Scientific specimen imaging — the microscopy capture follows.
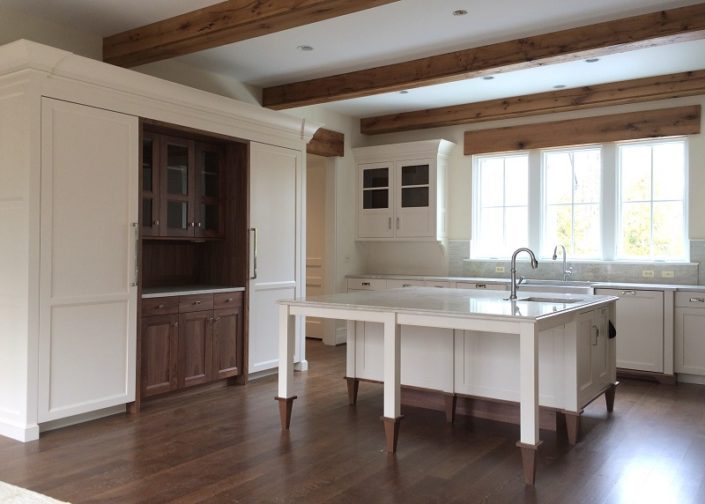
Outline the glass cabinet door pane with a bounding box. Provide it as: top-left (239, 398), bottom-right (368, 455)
top-left (363, 189), bottom-right (389, 209)
top-left (166, 144), bottom-right (189, 195)
top-left (167, 201), bottom-right (189, 230)
top-left (401, 164), bottom-right (429, 186)
top-left (143, 198), bottom-right (153, 226)
top-left (201, 151), bottom-right (220, 198)
top-left (201, 203), bottom-right (219, 232)
top-left (363, 168), bottom-right (389, 188)
top-left (401, 187), bottom-right (429, 207)
top-left (142, 138), bottom-right (154, 192)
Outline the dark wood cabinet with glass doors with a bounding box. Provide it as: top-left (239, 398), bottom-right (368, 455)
top-left (141, 132), bottom-right (225, 239)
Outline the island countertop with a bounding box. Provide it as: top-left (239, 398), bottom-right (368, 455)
top-left (282, 286), bottom-right (618, 322)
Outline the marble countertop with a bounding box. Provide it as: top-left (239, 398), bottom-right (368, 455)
top-left (142, 285), bottom-right (245, 298)
top-left (346, 274), bottom-right (705, 292)
top-left (283, 287), bottom-right (617, 321)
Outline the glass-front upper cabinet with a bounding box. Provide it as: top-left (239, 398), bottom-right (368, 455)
top-left (358, 163), bottom-right (394, 238)
top-left (162, 137), bottom-right (195, 238)
top-left (141, 133), bottom-right (160, 237)
top-left (196, 143), bottom-right (225, 238)
top-left (399, 163), bottom-right (430, 208)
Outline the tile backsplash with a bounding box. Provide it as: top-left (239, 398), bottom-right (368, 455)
top-left (447, 240), bottom-right (702, 285)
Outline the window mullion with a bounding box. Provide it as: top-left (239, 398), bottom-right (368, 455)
top-left (602, 143), bottom-right (616, 261)
top-left (528, 150), bottom-right (541, 251)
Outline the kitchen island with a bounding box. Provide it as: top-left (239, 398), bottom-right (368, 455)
top-left (276, 287), bottom-right (618, 484)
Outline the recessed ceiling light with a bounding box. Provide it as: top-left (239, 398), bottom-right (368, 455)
top-left (297, 45), bottom-right (314, 52)
top-left (399, 90), bottom-right (409, 94)
top-left (553, 84), bottom-right (566, 89)
top-left (585, 58), bottom-right (600, 63)
top-left (483, 76), bottom-right (495, 80)
top-left (452, 9), bottom-right (468, 16)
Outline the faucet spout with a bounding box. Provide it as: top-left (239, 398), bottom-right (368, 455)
top-left (509, 247), bottom-right (539, 300)
top-left (552, 244), bottom-right (573, 282)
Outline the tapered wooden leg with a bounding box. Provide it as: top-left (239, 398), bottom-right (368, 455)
top-left (564, 412), bottom-right (581, 445)
top-left (381, 416), bottom-right (403, 453)
top-left (516, 441), bottom-right (542, 485)
top-left (346, 377), bottom-right (359, 406)
top-left (605, 386), bottom-right (616, 413)
top-left (444, 394), bottom-right (457, 423)
top-left (275, 396), bottom-right (297, 430)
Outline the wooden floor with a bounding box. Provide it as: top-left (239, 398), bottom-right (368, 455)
top-left (2, 341), bottom-right (705, 503)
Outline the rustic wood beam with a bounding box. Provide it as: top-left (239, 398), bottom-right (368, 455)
top-left (463, 105), bottom-right (701, 155)
top-left (263, 3), bottom-right (705, 110)
top-left (361, 70), bottom-right (705, 134)
top-left (307, 128), bottom-right (344, 157)
top-left (103, 0), bottom-right (401, 68)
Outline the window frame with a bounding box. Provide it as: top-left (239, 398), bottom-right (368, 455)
top-left (470, 137), bottom-right (689, 262)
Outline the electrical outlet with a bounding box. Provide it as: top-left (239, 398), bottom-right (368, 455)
top-left (642, 270), bottom-right (655, 278)
top-left (661, 270), bottom-right (674, 278)
top-left (495, 266), bottom-right (505, 273)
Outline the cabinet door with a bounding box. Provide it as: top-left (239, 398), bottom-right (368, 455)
top-left (248, 143), bottom-right (301, 373)
top-left (195, 143), bottom-right (225, 238)
top-left (141, 314), bottom-right (179, 397)
top-left (212, 306), bottom-right (242, 380)
top-left (358, 163), bottom-right (394, 238)
top-left (161, 136), bottom-right (195, 237)
top-left (675, 305), bottom-right (705, 375)
top-left (595, 289), bottom-right (663, 372)
top-left (39, 99), bottom-right (138, 422)
top-left (395, 159), bottom-right (435, 238)
top-left (179, 311), bottom-right (213, 388)
top-left (141, 133), bottom-right (161, 237)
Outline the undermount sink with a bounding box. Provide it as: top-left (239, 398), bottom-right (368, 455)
top-left (517, 296), bottom-right (584, 304)
top-left (519, 279), bottom-right (593, 295)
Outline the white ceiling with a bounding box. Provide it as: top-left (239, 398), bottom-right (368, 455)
top-left (5, 0), bottom-right (705, 118)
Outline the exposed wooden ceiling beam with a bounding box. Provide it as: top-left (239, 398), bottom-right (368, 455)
top-left (360, 70), bottom-right (705, 135)
top-left (262, 3), bottom-right (705, 110)
top-left (103, 0), bottom-right (401, 68)
top-left (464, 105), bottom-right (701, 155)
top-left (307, 128), bottom-right (344, 157)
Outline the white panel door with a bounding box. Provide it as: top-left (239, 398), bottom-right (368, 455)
top-left (249, 142), bottom-right (300, 373)
top-left (39, 98), bottom-right (138, 422)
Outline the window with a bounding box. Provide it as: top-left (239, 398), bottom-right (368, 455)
top-left (471, 138), bottom-right (688, 261)
top-left (542, 148), bottom-right (601, 259)
top-left (472, 154), bottom-right (529, 258)
top-left (618, 140), bottom-right (687, 260)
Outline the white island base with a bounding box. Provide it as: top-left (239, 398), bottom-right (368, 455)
top-left (277, 288), bottom-right (618, 485)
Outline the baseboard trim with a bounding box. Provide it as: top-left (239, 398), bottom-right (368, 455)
top-left (0, 419), bottom-right (39, 443)
top-left (39, 404), bottom-right (126, 434)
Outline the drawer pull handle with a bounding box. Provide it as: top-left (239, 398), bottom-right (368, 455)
top-left (157, 304), bottom-right (165, 309)
top-left (225, 298), bottom-right (233, 303)
top-left (173, 322), bottom-right (178, 328)
top-left (690, 297), bottom-right (705, 303)
top-left (193, 300), bottom-right (201, 305)
top-left (477, 284), bottom-right (486, 289)
top-left (402, 283), bottom-right (412, 287)
top-left (361, 282), bottom-right (371, 286)
top-left (620, 290), bottom-right (637, 296)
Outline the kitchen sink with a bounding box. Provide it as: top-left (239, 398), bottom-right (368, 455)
top-left (519, 279), bottom-right (593, 295)
top-left (518, 296), bottom-right (583, 304)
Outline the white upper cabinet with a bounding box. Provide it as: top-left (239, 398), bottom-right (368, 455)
top-left (354, 140), bottom-right (455, 241)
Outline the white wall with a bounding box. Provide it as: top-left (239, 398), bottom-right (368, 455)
top-left (0, 7), bottom-right (101, 58)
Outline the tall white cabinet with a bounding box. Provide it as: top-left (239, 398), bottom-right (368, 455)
top-left (248, 143), bottom-right (304, 374)
top-left (353, 140), bottom-right (454, 241)
top-left (0, 40), bottom-right (314, 442)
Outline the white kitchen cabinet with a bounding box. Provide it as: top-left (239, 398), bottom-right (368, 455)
top-left (37, 99), bottom-right (138, 422)
top-left (248, 143), bottom-right (303, 374)
top-left (595, 288), bottom-right (664, 373)
top-left (675, 292), bottom-right (705, 376)
top-left (354, 140), bottom-right (455, 241)
top-left (0, 40), bottom-right (315, 442)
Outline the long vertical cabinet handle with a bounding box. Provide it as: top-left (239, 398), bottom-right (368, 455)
top-left (388, 217), bottom-right (391, 230)
top-left (396, 217), bottom-right (400, 230)
top-left (131, 222), bottom-right (139, 287)
top-left (250, 227), bottom-right (258, 280)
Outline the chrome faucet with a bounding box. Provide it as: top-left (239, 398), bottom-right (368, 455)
top-left (509, 247), bottom-right (539, 300)
top-left (552, 244), bottom-right (573, 282)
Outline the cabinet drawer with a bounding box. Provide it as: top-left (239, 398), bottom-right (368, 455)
top-left (142, 297), bottom-right (179, 316)
top-left (347, 278), bottom-right (387, 291)
top-left (214, 291), bottom-right (243, 309)
top-left (179, 294), bottom-right (214, 313)
top-left (676, 291), bottom-right (705, 308)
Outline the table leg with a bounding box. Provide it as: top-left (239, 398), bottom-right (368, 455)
top-left (346, 378), bottom-right (360, 405)
top-left (605, 382), bottom-right (618, 413)
top-left (382, 313), bottom-right (402, 453)
top-left (518, 322), bottom-right (541, 484)
top-left (275, 304), bottom-right (297, 430)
